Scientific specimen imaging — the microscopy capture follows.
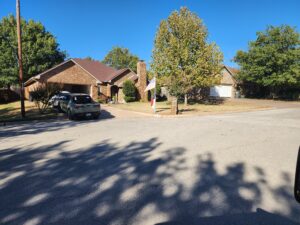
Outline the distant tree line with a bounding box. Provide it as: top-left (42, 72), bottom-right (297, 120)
top-left (0, 15), bottom-right (66, 88)
top-left (102, 46), bottom-right (139, 73)
top-left (234, 25), bottom-right (300, 100)
top-left (1, 11), bottom-right (299, 103)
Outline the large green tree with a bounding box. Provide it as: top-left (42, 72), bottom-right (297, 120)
top-left (102, 46), bottom-right (139, 72)
top-left (151, 7), bottom-right (223, 106)
top-left (234, 25), bottom-right (300, 98)
top-left (0, 15), bottom-right (66, 88)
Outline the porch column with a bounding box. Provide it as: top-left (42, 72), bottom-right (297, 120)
top-left (90, 85), bottom-right (98, 100)
top-left (107, 84), bottom-right (111, 98)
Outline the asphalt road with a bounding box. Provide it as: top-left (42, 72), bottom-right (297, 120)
top-left (1, 107), bottom-right (300, 225)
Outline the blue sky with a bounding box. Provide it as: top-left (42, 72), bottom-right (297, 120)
top-left (1, 0), bottom-right (299, 68)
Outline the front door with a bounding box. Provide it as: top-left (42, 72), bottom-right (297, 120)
top-left (111, 85), bottom-right (119, 102)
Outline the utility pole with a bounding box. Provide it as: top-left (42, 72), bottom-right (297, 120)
top-left (153, 75), bottom-right (156, 114)
top-left (16, 0), bottom-right (25, 118)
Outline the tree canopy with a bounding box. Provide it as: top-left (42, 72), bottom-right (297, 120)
top-left (102, 46), bottom-right (139, 72)
top-left (151, 7), bottom-right (223, 101)
top-left (0, 15), bottom-right (66, 87)
top-left (234, 25), bottom-right (300, 96)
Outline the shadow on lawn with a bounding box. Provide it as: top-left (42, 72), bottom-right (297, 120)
top-left (0, 109), bottom-right (114, 138)
top-left (0, 107), bottom-right (12, 115)
top-left (178, 108), bottom-right (196, 113)
top-left (0, 104), bottom-right (40, 122)
top-left (156, 107), bottom-right (171, 113)
top-left (0, 138), bottom-right (299, 225)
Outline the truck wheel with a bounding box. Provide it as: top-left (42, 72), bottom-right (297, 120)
top-left (93, 114), bottom-right (100, 120)
top-left (57, 103), bottom-right (63, 112)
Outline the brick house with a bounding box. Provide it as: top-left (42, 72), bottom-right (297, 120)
top-left (24, 58), bottom-right (148, 103)
top-left (161, 65), bottom-right (239, 100)
top-left (209, 65), bottom-right (239, 98)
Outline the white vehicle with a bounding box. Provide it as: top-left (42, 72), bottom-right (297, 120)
top-left (60, 93), bottom-right (101, 120)
top-left (49, 91), bottom-right (70, 109)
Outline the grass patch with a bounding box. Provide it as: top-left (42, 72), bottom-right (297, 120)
top-left (0, 101), bottom-right (61, 122)
top-left (110, 99), bottom-right (272, 115)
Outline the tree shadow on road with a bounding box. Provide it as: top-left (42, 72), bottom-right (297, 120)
top-left (157, 208), bottom-right (298, 225)
top-left (0, 109), bottom-right (115, 139)
top-left (0, 138), bottom-right (299, 224)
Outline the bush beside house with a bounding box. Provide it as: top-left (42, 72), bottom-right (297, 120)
top-left (30, 83), bottom-right (62, 113)
top-left (0, 88), bottom-right (20, 103)
top-left (123, 80), bottom-right (137, 102)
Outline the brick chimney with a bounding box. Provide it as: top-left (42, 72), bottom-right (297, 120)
top-left (137, 60), bottom-right (148, 102)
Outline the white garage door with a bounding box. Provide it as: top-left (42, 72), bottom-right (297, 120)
top-left (210, 85), bottom-right (232, 98)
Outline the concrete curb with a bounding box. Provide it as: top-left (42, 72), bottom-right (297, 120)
top-left (106, 105), bottom-right (276, 119)
top-left (0, 115), bottom-right (68, 127)
top-left (103, 105), bottom-right (154, 117)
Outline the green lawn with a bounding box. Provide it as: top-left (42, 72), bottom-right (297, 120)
top-left (110, 99), bottom-right (272, 115)
top-left (0, 101), bottom-right (60, 122)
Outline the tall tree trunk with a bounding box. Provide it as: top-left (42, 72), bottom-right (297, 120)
top-left (171, 96), bottom-right (178, 115)
top-left (184, 94), bottom-right (188, 106)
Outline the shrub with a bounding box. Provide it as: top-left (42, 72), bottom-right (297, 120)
top-left (123, 80), bottom-right (136, 102)
top-left (30, 83), bottom-right (62, 113)
top-left (97, 99), bottom-right (106, 104)
top-left (0, 88), bottom-right (19, 103)
top-left (124, 96), bottom-right (136, 102)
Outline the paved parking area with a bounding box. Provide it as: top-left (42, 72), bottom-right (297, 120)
top-left (0, 107), bottom-right (300, 225)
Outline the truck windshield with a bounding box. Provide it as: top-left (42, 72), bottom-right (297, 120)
top-left (73, 95), bottom-right (92, 104)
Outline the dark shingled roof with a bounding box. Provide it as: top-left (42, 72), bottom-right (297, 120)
top-left (73, 58), bottom-right (118, 82)
top-left (25, 58), bottom-right (133, 86)
top-left (108, 68), bottom-right (131, 82)
top-left (224, 65), bottom-right (239, 76)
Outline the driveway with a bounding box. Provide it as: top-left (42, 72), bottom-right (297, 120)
top-left (0, 108), bottom-right (300, 225)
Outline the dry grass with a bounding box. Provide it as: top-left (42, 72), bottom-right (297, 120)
top-left (0, 101), bottom-right (60, 122)
top-left (109, 101), bottom-right (170, 114)
top-left (110, 99), bottom-right (274, 116)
